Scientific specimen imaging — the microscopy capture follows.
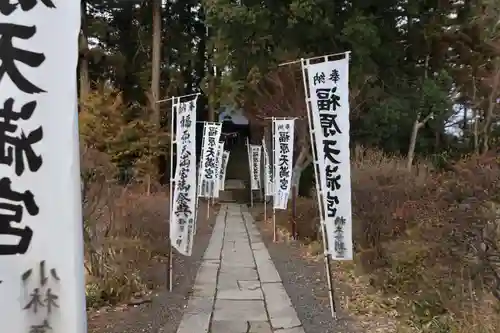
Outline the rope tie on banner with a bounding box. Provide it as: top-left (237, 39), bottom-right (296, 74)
top-left (278, 51), bottom-right (351, 67)
top-left (157, 92), bottom-right (200, 104)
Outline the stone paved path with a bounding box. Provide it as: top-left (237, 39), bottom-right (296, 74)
top-left (176, 203), bottom-right (305, 333)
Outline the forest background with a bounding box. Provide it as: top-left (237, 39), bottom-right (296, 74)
top-left (80, 1), bottom-right (500, 332)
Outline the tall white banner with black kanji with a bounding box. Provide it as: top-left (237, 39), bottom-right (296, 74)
top-left (249, 145), bottom-right (261, 190)
top-left (262, 137), bottom-right (273, 196)
top-left (195, 159), bottom-right (202, 220)
top-left (199, 123), bottom-right (221, 198)
top-left (0, 3), bottom-right (86, 332)
top-left (213, 141), bottom-right (224, 198)
top-left (305, 57), bottom-right (352, 260)
top-left (273, 120), bottom-right (295, 209)
top-left (219, 151), bottom-right (230, 191)
top-left (171, 98), bottom-right (198, 256)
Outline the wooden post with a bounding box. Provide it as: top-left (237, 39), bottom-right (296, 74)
top-left (291, 185), bottom-right (297, 240)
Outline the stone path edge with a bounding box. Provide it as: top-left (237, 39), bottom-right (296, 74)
top-left (241, 206), bottom-right (305, 333)
top-left (169, 206), bottom-right (227, 333)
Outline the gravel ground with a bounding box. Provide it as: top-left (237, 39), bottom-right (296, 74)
top-left (87, 202), bottom-right (217, 333)
top-left (254, 213), bottom-right (362, 333)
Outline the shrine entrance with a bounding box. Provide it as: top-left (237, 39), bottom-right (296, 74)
top-left (218, 106), bottom-right (250, 151)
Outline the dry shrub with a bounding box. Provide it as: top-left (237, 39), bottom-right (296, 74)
top-left (351, 146), bottom-right (436, 268)
top-left (293, 197), bottom-right (321, 241)
top-left (356, 149), bottom-right (500, 332)
top-left (82, 147), bottom-right (168, 308)
top-left (282, 146), bottom-right (500, 332)
top-left (79, 88), bottom-right (167, 183)
top-left (80, 89), bottom-right (168, 308)
top-left (261, 197), bottom-right (321, 243)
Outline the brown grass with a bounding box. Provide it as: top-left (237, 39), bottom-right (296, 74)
top-left (82, 147), bottom-right (169, 308)
top-left (266, 146), bottom-right (500, 333)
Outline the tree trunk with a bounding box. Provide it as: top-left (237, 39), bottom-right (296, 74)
top-left (206, 22), bottom-right (218, 122)
top-left (151, 0), bottom-right (161, 126)
top-left (151, 0), bottom-right (162, 185)
top-left (407, 118), bottom-right (420, 171)
top-left (473, 108), bottom-right (479, 154)
top-left (290, 145), bottom-right (312, 240)
top-left (79, 0), bottom-right (90, 102)
top-left (208, 72), bottom-right (216, 122)
top-left (434, 130), bottom-right (440, 152)
top-left (291, 145), bottom-right (312, 194)
top-left (194, 13), bottom-right (206, 89)
top-left (407, 55), bottom-right (430, 171)
top-left (481, 59), bottom-right (500, 154)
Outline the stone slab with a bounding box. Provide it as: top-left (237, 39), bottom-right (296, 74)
top-left (204, 224), bottom-right (225, 260)
top-left (225, 180), bottom-right (246, 189)
top-left (213, 300), bottom-right (267, 321)
top-left (194, 262), bottom-right (219, 284)
top-left (219, 267), bottom-right (259, 280)
top-left (192, 284), bottom-right (217, 297)
top-left (254, 262), bottom-right (281, 283)
top-left (176, 312), bottom-right (211, 333)
top-left (274, 327), bottom-right (306, 333)
top-left (210, 320), bottom-right (247, 333)
top-left (216, 288), bottom-right (263, 300)
top-left (210, 320), bottom-right (272, 333)
top-left (183, 296), bottom-right (214, 315)
top-left (251, 242), bottom-right (266, 250)
top-left (217, 280), bottom-right (263, 300)
top-left (238, 280), bottom-right (261, 290)
top-left (261, 283), bottom-right (301, 329)
top-left (220, 260), bottom-right (255, 268)
top-left (176, 297), bottom-right (214, 333)
top-left (216, 274), bottom-right (240, 290)
top-left (248, 321), bottom-right (273, 333)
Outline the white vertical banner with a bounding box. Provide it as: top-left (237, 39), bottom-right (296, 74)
top-left (273, 120), bottom-right (295, 209)
top-left (262, 137), bottom-right (273, 196)
top-left (305, 56), bottom-right (352, 260)
top-left (219, 151), bottom-right (230, 191)
top-left (195, 158), bottom-right (202, 222)
top-left (199, 123), bottom-right (222, 198)
top-left (249, 145), bottom-right (261, 190)
top-left (213, 141), bottom-right (224, 198)
top-left (171, 97), bottom-right (198, 256)
top-left (0, 3), bottom-right (86, 333)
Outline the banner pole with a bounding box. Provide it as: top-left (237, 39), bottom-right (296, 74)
top-left (291, 184), bottom-right (297, 240)
top-left (263, 135), bottom-right (267, 224)
top-left (195, 124), bottom-right (206, 227)
top-left (167, 97), bottom-right (178, 292)
top-left (206, 199), bottom-right (210, 222)
top-left (168, 246), bottom-right (173, 291)
top-left (300, 57), bottom-right (337, 319)
top-left (271, 117), bottom-right (277, 242)
top-left (264, 194), bottom-right (267, 224)
top-left (247, 137), bottom-right (254, 207)
top-left (259, 148), bottom-right (266, 201)
top-left (198, 123), bottom-right (209, 223)
top-left (273, 207), bottom-right (276, 242)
